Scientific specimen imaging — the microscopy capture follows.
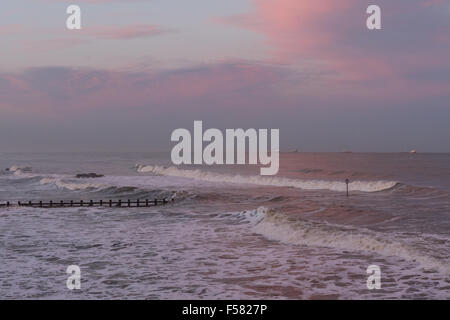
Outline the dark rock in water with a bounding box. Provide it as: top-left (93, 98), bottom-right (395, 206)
top-left (75, 173), bottom-right (104, 179)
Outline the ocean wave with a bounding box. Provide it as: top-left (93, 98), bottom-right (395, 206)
top-left (4, 170), bottom-right (104, 191)
top-left (232, 207), bottom-right (267, 225)
top-left (4, 167), bottom-right (191, 202)
top-left (8, 165), bottom-right (32, 173)
top-left (37, 175), bottom-right (187, 201)
top-left (136, 164), bottom-right (398, 192)
top-left (392, 183), bottom-right (450, 199)
top-left (252, 207), bottom-right (450, 275)
top-left (39, 177), bottom-right (106, 191)
top-left (9, 168), bottom-right (34, 178)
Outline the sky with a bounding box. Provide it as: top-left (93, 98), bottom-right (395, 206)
top-left (1, 0), bottom-right (449, 152)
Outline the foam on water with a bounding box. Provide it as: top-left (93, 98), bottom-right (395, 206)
top-left (230, 207), bottom-right (267, 225)
top-left (8, 165), bottom-right (32, 173)
top-left (136, 164), bottom-right (398, 192)
top-left (251, 207), bottom-right (450, 275)
top-left (2, 154), bottom-right (449, 299)
top-left (39, 177), bottom-right (107, 191)
top-left (8, 173), bottom-right (191, 202)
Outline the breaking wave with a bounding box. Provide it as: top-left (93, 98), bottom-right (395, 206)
top-left (3, 168), bottom-right (193, 202)
top-left (39, 177), bottom-right (106, 191)
top-left (251, 207), bottom-right (450, 275)
top-left (8, 165), bottom-right (32, 173)
top-left (136, 164), bottom-right (398, 192)
top-left (231, 207), bottom-right (267, 225)
top-left (37, 175), bottom-right (187, 201)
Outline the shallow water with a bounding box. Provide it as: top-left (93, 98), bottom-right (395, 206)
top-left (0, 152), bottom-right (449, 299)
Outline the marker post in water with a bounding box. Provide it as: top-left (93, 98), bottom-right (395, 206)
top-left (345, 179), bottom-right (350, 197)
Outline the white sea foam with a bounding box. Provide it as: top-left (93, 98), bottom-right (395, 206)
top-left (9, 165), bottom-right (32, 173)
top-left (8, 169), bottom-right (108, 191)
top-left (39, 177), bottom-right (106, 191)
top-left (9, 166), bottom-right (34, 178)
top-left (251, 208), bottom-right (450, 275)
top-left (136, 164), bottom-right (397, 192)
top-left (232, 207), bottom-right (267, 225)
top-left (8, 168), bottom-right (190, 196)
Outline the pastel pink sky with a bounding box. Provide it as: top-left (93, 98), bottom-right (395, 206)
top-left (1, 0), bottom-right (450, 151)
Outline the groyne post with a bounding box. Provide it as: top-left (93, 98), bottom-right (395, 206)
top-left (345, 178), bottom-right (350, 197)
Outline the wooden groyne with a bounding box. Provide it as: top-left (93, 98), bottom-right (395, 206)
top-left (0, 198), bottom-right (173, 208)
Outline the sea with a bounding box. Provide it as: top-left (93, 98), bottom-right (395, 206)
top-left (0, 152), bottom-right (449, 299)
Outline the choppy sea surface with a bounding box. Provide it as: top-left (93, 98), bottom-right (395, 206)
top-left (0, 152), bottom-right (449, 299)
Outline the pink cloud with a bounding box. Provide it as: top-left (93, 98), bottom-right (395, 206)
top-left (0, 24), bottom-right (28, 35)
top-left (0, 63), bottom-right (286, 115)
top-left (82, 24), bottom-right (170, 40)
top-left (220, 0), bottom-right (450, 99)
top-left (421, 0), bottom-right (448, 6)
top-left (49, 0), bottom-right (145, 3)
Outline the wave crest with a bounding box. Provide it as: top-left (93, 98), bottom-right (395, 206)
top-left (252, 208), bottom-right (450, 275)
top-left (8, 165), bottom-right (32, 173)
top-left (39, 177), bottom-right (106, 191)
top-left (136, 164), bottom-right (397, 192)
